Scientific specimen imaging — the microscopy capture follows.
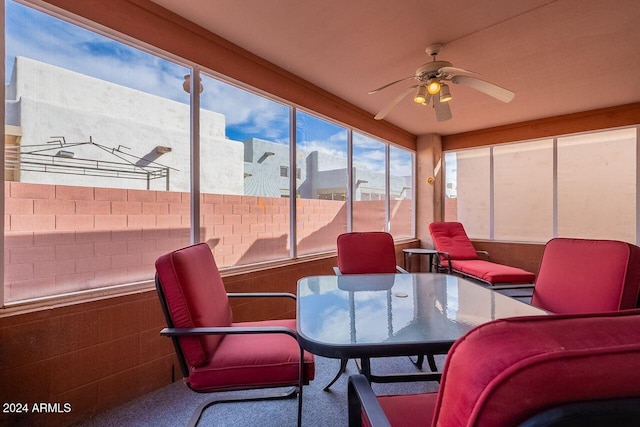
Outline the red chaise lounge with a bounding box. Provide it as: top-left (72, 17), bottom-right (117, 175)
top-left (428, 221), bottom-right (536, 285)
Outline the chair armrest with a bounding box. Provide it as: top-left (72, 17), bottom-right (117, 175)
top-left (435, 251), bottom-right (453, 274)
top-left (348, 374), bottom-right (391, 427)
top-left (227, 292), bottom-right (296, 300)
top-left (476, 250), bottom-right (490, 261)
top-left (161, 325), bottom-right (298, 340)
top-left (333, 266), bottom-right (343, 275)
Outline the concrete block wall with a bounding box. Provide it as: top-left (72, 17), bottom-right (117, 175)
top-left (4, 182), bottom-right (411, 303)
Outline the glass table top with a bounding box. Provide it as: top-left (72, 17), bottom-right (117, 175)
top-left (296, 273), bottom-right (547, 358)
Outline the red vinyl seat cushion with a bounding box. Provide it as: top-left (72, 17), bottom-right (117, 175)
top-left (368, 392), bottom-right (438, 427)
top-left (189, 318), bottom-right (315, 391)
top-left (451, 259), bottom-right (536, 284)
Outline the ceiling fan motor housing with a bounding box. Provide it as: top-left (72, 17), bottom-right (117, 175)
top-left (415, 61), bottom-right (452, 80)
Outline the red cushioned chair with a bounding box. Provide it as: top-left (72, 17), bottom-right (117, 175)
top-left (428, 221), bottom-right (536, 285)
top-left (494, 237), bottom-right (640, 309)
top-left (155, 243), bottom-right (315, 427)
top-left (530, 237), bottom-right (640, 312)
top-left (348, 310), bottom-right (640, 427)
top-left (327, 232), bottom-right (435, 390)
top-left (334, 231), bottom-right (408, 275)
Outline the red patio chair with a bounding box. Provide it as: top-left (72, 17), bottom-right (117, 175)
top-left (155, 243), bottom-right (315, 427)
top-left (530, 237), bottom-right (640, 312)
top-left (334, 231), bottom-right (408, 275)
top-left (348, 309), bottom-right (640, 426)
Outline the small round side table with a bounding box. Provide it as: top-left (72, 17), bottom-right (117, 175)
top-left (403, 248), bottom-right (439, 272)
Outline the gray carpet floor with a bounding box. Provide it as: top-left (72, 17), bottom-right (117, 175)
top-left (80, 355), bottom-right (444, 426)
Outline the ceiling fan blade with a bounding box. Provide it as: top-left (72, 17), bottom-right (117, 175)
top-left (368, 76), bottom-right (417, 94)
top-left (433, 92), bottom-right (452, 122)
top-left (451, 75), bottom-right (515, 103)
top-left (438, 66), bottom-right (480, 78)
top-left (374, 85), bottom-right (418, 120)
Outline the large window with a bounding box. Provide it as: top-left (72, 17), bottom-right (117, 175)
top-left (4, 1), bottom-right (191, 303)
top-left (198, 72), bottom-right (292, 267)
top-left (3, 1), bottom-right (415, 305)
top-left (557, 128), bottom-right (636, 242)
top-left (389, 145), bottom-right (414, 239)
top-left (295, 111), bottom-right (348, 255)
top-left (493, 140), bottom-right (553, 242)
top-left (352, 132), bottom-right (387, 231)
top-left (445, 127), bottom-right (638, 244)
top-left (444, 148), bottom-right (490, 239)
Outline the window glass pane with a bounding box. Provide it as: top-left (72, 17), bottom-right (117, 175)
top-left (444, 148), bottom-right (490, 239)
top-left (352, 133), bottom-right (387, 231)
top-left (558, 128), bottom-right (636, 242)
top-left (295, 111), bottom-right (347, 255)
top-left (443, 152), bottom-right (458, 221)
top-left (198, 73), bottom-right (291, 267)
top-left (4, 1), bottom-right (191, 303)
top-left (494, 140), bottom-right (553, 242)
top-left (389, 146), bottom-right (413, 239)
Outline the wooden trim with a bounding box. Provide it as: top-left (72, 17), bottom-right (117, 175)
top-left (442, 102), bottom-right (640, 150)
top-left (38, 0), bottom-right (416, 150)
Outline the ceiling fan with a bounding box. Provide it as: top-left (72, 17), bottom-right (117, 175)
top-left (369, 43), bottom-right (515, 122)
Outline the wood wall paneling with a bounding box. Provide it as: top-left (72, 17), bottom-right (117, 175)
top-left (443, 103), bottom-right (640, 150)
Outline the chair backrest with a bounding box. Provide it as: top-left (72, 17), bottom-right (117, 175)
top-left (336, 232), bottom-right (397, 274)
top-left (428, 222), bottom-right (479, 260)
top-left (532, 238), bottom-right (640, 313)
top-left (433, 310), bottom-right (640, 427)
top-left (155, 243), bottom-right (232, 370)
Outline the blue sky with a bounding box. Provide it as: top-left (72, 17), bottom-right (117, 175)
top-left (5, 0), bottom-right (411, 176)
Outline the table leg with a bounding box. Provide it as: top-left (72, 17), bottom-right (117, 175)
top-left (359, 357), bottom-right (372, 381)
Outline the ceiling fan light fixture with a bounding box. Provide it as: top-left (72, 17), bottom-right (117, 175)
top-left (426, 78), bottom-right (441, 95)
top-left (413, 85), bottom-right (427, 104)
top-left (440, 84), bottom-right (452, 102)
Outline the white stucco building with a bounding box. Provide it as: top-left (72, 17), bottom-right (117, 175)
top-left (5, 57), bottom-right (407, 199)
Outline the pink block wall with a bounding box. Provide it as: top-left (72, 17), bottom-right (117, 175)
top-left (4, 182), bottom-right (412, 303)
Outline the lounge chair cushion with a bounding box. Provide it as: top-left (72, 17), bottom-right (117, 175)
top-left (428, 222), bottom-right (479, 260)
top-left (451, 259), bottom-right (536, 284)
